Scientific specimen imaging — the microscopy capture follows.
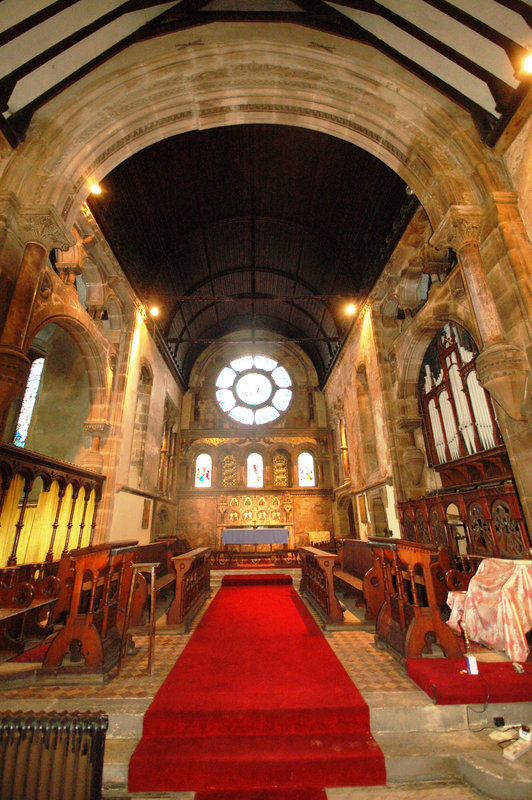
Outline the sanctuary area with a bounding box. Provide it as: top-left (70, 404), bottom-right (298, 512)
top-left (0, 2), bottom-right (532, 799)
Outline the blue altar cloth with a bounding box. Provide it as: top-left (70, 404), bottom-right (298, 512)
top-left (222, 528), bottom-right (289, 545)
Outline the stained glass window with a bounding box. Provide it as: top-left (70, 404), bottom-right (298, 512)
top-left (247, 453), bottom-right (263, 488)
top-left (215, 355), bottom-right (292, 425)
top-left (195, 453), bottom-right (212, 487)
top-left (13, 357), bottom-right (45, 448)
top-left (298, 452), bottom-right (316, 487)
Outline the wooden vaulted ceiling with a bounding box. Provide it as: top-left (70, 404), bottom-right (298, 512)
top-left (1, 1), bottom-right (530, 385)
top-left (88, 124), bottom-right (415, 384)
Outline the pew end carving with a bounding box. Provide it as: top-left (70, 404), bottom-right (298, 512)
top-left (42, 541), bottom-right (137, 677)
top-left (167, 547), bottom-right (211, 632)
top-left (369, 538), bottom-right (463, 665)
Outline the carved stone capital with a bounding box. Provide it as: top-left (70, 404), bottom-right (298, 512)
top-left (21, 206), bottom-right (74, 251)
top-left (475, 342), bottom-right (528, 421)
top-left (83, 420), bottom-right (110, 436)
top-left (397, 416), bottom-right (422, 434)
top-left (0, 345), bottom-right (31, 418)
top-left (430, 205), bottom-right (482, 252)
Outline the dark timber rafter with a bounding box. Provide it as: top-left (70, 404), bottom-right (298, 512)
top-left (0, 0), bottom-right (528, 146)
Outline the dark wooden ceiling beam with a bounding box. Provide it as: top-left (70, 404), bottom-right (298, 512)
top-left (419, 0), bottom-right (530, 65)
top-left (334, 0), bottom-right (515, 112)
top-left (494, 0), bottom-right (532, 24)
top-left (0, 0), bottom-right (80, 47)
top-left (0, 2), bottom-right (181, 123)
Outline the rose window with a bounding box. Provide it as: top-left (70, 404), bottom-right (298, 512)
top-left (215, 355), bottom-right (292, 425)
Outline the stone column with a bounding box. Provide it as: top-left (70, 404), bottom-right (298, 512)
top-left (0, 204), bottom-right (73, 426)
top-left (430, 205), bottom-right (528, 421)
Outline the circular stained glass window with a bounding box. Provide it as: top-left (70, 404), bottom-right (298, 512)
top-left (215, 355), bottom-right (292, 425)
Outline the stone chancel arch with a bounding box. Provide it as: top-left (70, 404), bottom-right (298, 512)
top-left (0, 25), bottom-right (514, 232)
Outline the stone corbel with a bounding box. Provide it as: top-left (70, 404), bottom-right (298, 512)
top-left (475, 342), bottom-right (529, 422)
top-left (397, 256), bottom-right (424, 312)
top-left (397, 414), bottom-right (425, 486)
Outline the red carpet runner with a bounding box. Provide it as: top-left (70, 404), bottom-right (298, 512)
top-left (128, 574), bottom-right (385, 793)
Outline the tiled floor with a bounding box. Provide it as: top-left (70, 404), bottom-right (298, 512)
top-left (0, 570), bottom-right (416, 701)
top-left (0, 570), bottom-right (515, 799)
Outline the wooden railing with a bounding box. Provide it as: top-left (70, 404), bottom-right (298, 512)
top-left (167, 547), bottom-right (211, 631)
top-left (398, 482), bottom-right (530, 559)
top-left (0, 443), bottom-right (105, 567)
top-left (298, 546), bottom-right (343, 625)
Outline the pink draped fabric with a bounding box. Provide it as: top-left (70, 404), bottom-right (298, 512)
top-left (448, 559), bottom-right (532, 662)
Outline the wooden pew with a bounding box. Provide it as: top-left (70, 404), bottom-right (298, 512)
top-left (42, 541), bottom-right (137, 675)
top-left (128, 538), bottom-right (181, 627)
top-left (298, 546), bottom-right (344, 625)
top-left (167, 547), bottom-right (211, 631)
top-left (0, 580), bottom-right (58, 657)
top-left (369, 538), bottom-right (463, 664)
top-left (333, 539), bottom-right (374, 613)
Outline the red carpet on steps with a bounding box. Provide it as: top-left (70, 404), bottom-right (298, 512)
top-left (128, 573), bottom-right (385, 793)
top-left (407, 657), bottom-right (532, 704)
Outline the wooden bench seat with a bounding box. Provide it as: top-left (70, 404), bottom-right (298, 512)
top-left (129, 538), bottom-right (182, 627)
top-left (0, 583), bottom-right (57, 656)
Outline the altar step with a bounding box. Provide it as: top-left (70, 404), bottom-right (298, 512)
top-left (100, 696), bottom-right (532, 800)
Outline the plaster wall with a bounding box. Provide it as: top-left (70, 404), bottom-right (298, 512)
top-left (109, 313), bottom-right (182, 542)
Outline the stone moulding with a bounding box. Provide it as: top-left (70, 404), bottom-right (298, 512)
top-left (475, 342), bottom-right (529, 422)
top-left (0, 344), bottom-right (31, 419)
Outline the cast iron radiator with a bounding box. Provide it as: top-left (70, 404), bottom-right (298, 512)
top-left (0, 711), bottom-right (108, 800)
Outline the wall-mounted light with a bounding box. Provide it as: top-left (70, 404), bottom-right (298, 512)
top-left (90, 183), bottom-right (102, 195)
top-left (149, 306), bottom-right (160, 317)
top-left (345, 303), bottom-right (356, 316)
top-left (515, 47), bottom-right (532, 80)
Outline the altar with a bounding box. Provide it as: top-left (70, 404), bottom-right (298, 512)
top-left (222, 528), bottom-right (290, 547)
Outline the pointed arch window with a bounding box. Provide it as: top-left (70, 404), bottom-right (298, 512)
top-left (298, 452), bottom-right (316, 487)
top-left (247, 453), bottom-right (263, 488)
top-left (13, 357), bottom-right (45, 448)
top-left (195, 453), bottom-right (212, 487)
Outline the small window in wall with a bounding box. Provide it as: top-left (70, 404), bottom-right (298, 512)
top-left (195, 453), bottom-right (212, 487)
top-left (247, 453), bottom-right (263, 488)
top-left (298, 452), bottom-right (315, 487)
top-left (13, 357), bottom-right (45, 447)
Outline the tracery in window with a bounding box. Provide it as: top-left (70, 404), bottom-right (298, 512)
top-left (215, 355), bottom-right (292, 425)
top-left (247, 453), bottom-right (263, 488)
top-left (298, 452), bottom-right (315, 487)
top-left (13, 358), bottom-right (45, 448)
top-left (195, 453), bottom-right (212, 487)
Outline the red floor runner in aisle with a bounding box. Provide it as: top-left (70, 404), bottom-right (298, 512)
top-left (407, 657), bottom-right (532, 704)
top-left (128, 573), bottom-right (385, 793)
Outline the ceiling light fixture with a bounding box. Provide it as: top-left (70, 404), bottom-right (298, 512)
top-left (523, 50), bottom-right (532, 74)
top-left (149, 306), bottom-right (160, 317)
top-left (345, 303), bottom-right (356, 315)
